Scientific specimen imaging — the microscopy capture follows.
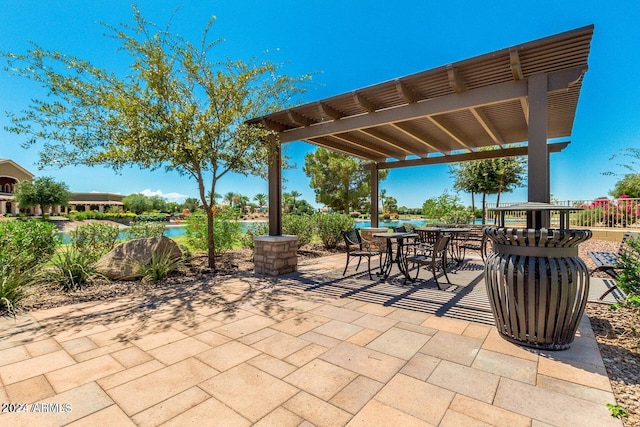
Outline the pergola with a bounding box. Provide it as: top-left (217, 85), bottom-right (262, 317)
top-left (250, 25), bottom-right (594, 234)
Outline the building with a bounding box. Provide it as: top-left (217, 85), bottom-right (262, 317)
top-left (0, 159), bottom-right (124, 215)
top-left (0, 159), bottom-right (33, 215)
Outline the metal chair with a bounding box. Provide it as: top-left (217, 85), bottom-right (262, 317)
top-left (392, 225), bottom-right (419, 255)
top-left (342, 229), bottom-right (382, 280)
top-left (406, 235), bottom-right (451, 289)
top-left (460, 227), bottom-right (489, 262)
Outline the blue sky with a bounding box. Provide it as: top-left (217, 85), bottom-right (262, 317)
top-left (1, 0), bottom-right (639, 208)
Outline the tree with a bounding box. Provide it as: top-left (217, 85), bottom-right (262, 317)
top-left (604, 148), bottom-right (640, 198)
top-left (122, 193), bottom-right (168, 213)
top-left (421, 191), bottom-right (473, 224)
top-left (182, 197), bottom-right (200, 212)
top-left (254, 193), bottom-right (267, 208)
top-left (4, 6), bottom-right (308, 269)
top-left (610, 174), bottom-right (640, 198)
top-left (303, 148), bottom-right (388, 213)
top-left (450, 154), bottom-right (526, 223)
top-left (289, 190), bottom-right (302, 214)
top-left (122, 193), bottom-right (149, 214)
top-left (382, 195), bottom-right (398, 214)
top-left (14, 176), bottom-right (70, 217)
top-left (223, 192), bottom-right (237, 208)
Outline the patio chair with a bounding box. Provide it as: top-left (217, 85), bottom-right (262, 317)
top-left (392, 225), bottom-right (419, 255)
top-left (342, 229), bottom-right (382, 280)
top-left (415, 228), bottom-right (441, 254)
top-left (459, 226), bottom-right (489, 262)
top-left (406, 235), bottom-right (451, 289)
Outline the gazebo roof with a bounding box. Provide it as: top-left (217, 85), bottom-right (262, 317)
top-left (250, 25), bottom-right (593, 168)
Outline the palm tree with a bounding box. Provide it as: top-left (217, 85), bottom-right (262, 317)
top-left (380, 189), bottom-right (387, 213)
top-left (254, 193), bottom-right (267, 208)
top-left (236, 194), bottom-right (250, 212)
top-left (223, 191), bottom-right (236, 207)
top-left (282, 192), bottom-right (293, 213)
top-left (289, 190), bottom-right (302, 214)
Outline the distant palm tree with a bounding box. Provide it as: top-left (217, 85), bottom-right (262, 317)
top-left (380, 189), bottom-right (387, 213)
top-left (254, 193), bottom-right (267, 207)
top-left (223, 191), bottom-right (236, 207)
top-left (282, 192), bottom-right (293, 213)
top-left (289, 190), bottom-right (302, 214)
top-left (236, 194), bottom-right (250, 212)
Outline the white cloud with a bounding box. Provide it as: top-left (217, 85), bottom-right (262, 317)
top-left (139, 188), bottom-right (189, 203)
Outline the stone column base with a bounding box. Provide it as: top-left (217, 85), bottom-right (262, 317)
top-left (360, 227), bottom-right (388, 251)
top-left (254, 235), bottom-right (298, 276)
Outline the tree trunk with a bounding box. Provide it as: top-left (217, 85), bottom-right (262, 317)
top-left (206, 208), bottom-right (216, 270)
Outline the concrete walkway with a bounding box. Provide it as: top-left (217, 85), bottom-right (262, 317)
top-left (0, 254), bottom-right (623, 426)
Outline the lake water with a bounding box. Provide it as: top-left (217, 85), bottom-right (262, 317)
top-left (61, 218), bottom-right (500, 243)
top-left (355, 219), bottom-right (428, 228)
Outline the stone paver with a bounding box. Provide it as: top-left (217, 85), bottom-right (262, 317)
top-left (284, 359), bottom-right (357, 400)
top-left (0, 254), bottom-right (624, 426)
top-left (200, 364), bottom-right (298, 423)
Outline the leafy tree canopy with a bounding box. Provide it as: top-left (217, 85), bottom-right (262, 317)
top-left (182, 197), bottom-right (200, 212)
top-left (421, 191), bottom-right (473, 224)
top-left (610, 173), bottom-right (640, 198)
top-left (604, 148), bottom-right (640, 198)
top-left (450, 152), bottom-right (526, 223)
top-left (122, 193), bottom-right (168, 214)
top-left (14, 176), bottom-right (71, 216)
top-left (303, 148), bottom-right (388, 213)
top-left (3, 5), bottom-right (309, 268)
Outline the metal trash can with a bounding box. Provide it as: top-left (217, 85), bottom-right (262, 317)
top-left (484, 227), bottom-right (592, 350)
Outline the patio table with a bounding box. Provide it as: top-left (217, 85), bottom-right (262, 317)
top-left (372, 232), bottom-right (419, 281)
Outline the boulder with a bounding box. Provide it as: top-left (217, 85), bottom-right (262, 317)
top-left (95, 236), bottom-right (182, 280)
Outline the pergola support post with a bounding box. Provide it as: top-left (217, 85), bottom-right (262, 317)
top-left (268, 138), bottom-right (282, 236)
top-left (527, 73), bottom-right (550, 228)
top-left (254, 138), bottom-right (298, 276)
top-left (370, 166), bottom-right (379, 228)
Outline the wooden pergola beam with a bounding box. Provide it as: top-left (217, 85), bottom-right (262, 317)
top-left (362, 142), bottom-right (569, 170)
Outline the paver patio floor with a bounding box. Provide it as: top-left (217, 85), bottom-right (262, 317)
top-left (0, 254), bottom-right (623, 426)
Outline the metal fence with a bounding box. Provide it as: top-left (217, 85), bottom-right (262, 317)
top-left (486, 197), bottom-right (640, 229)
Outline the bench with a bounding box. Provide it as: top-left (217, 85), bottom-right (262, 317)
top-left (588, 231), bottom-right (639, 299)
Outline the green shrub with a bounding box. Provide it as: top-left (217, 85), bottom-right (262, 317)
top-left (615, 237), bottom-right (640, 298)
top-left (135, 213), bottom-right (169, 222)
top-left (571, 207), bottom-right (603, 227)
top-left (0, 219), bottom-right (59, 273)
top-left (138, 248), bottom-right (184, 283)
top-left (185, 207), bottom-right (242, 255)
top-left (47, 248), bottom-right (100, 292)
top-left (241, 222), bottom-right (269, 249)
top-left (103, 212), bottom-right (137, 222)
top-left (68, 210), bottom-right (105, 221)
top-left (69, 222), bottom-right (120, 262)
top-left (314, 213), bottom-right (355, 249)
top-left (282, 214), bottom-right (314, 248)
top-left (0, 265), bottom-right (35, 316)
top-left (126, 221), bottom-right (166, 239)
top-left (177, 244), bottom-right (192, 262)
top-left (399, 222), bottom-right (416, 232)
